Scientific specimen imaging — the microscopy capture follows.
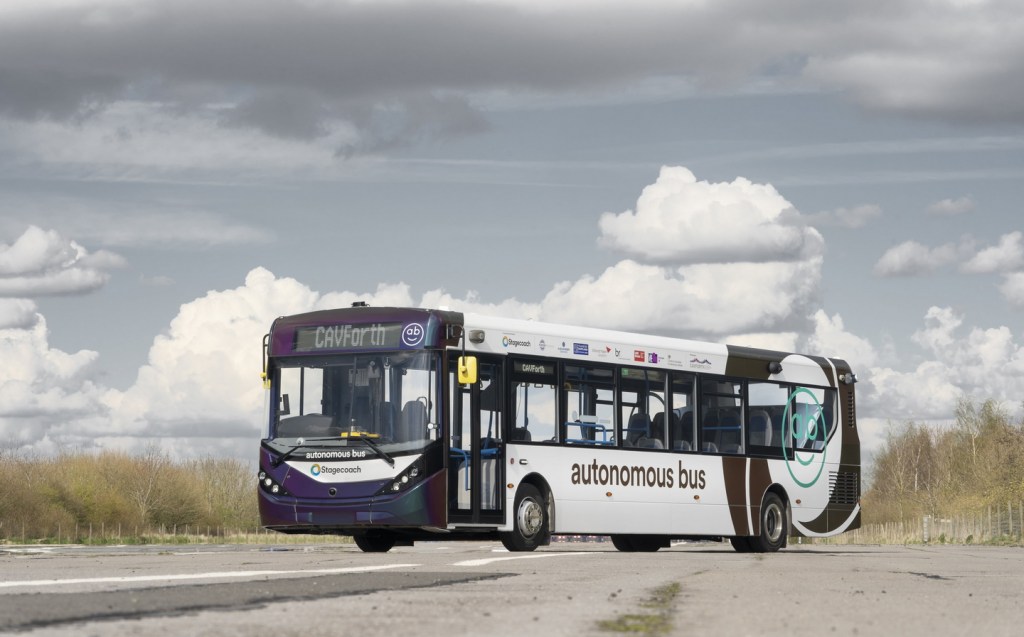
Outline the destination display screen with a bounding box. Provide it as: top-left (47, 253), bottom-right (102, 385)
top-left (293, 322), bottom-right (406, 352)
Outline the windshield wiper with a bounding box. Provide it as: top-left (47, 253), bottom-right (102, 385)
top-left (264, 438), bottom-right (337, 468)
top-left (346, 432), bottom-right (396, 467)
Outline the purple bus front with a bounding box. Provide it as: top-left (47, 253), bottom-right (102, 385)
top-left (257, 306), bottom-right (462, 551)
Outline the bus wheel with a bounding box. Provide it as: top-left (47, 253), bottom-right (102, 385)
top-left (500, 484), bottom-right (547, 552)
top-left (610, 535), bottom-right (635, 552)
top-left (631, 535), bottom-right (664, 552)
top-left (750, 492), bottom-right (787, 553)
top-left (353, 532), bottom-right (396, 553)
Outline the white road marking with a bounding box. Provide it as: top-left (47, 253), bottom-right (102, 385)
top-left (0, 564), bottom-right (419, 589)
top-left (453, 552), bottom-right (596, 567)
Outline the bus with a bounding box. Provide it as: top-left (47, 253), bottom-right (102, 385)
top-left (257, 304), bottom-right (860, 553)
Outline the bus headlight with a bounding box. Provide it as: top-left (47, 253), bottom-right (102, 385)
top-left (378, 459), bottom-right (426, 496)
top-left (258, 470), bottom-right (289, 496)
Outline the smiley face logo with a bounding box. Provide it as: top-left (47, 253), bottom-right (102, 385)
top-left (781, 387), bottom-right (828, 488)
top-left (402, 323), bottom-right (425, 347)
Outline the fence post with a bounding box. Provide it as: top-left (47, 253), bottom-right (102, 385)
top-left (923, 515), bottom-right (931, 543)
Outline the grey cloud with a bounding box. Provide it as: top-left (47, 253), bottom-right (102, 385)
top-left (1, 0), bottom-right (1022, 155)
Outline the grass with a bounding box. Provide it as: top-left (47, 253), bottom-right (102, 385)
top-left (597, 582), bottom-right (681, 635)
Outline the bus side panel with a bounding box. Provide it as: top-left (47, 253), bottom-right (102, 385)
top-left (506, 444), bottom-right (738, 536)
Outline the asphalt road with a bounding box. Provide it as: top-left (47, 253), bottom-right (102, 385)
top-left (1, 541), bottom-right (1022, 636)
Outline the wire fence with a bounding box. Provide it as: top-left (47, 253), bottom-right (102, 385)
top-left (5, 503), bottom-right (1024, 547)
top-left (820, 500), bottom-right (1024, 545)
top-left (0, 523), bottom-right (350, 546)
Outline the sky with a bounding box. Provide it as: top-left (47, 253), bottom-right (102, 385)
top-left (1, 0), bottom-right (1023, 470)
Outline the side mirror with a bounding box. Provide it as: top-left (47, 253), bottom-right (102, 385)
top-left (457, 356), bottom-right (478, 385)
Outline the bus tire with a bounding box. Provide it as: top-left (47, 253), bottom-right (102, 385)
top-left (630, 535), bottom-right (664, 552)
top-left (729, 537), bottom-right (754, 552)
top-left (500, 483), bottom-right (547, 552)
top-left (750, 492), bottom-right (787, 553)
top-left (610, 535), bottom-right (635, 552)
top-left (353, 532), bottom-right (396, 553)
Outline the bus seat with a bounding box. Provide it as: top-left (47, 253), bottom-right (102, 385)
top-left (401, 400), bottom-right (427, 440)
top-left (625, 413), bottom-right (650, 447)
top-left (679, 410), bottom-right (693, 445)
top-left (642, 413), bottom-right (666, 449)
top-left (675, 440), bottom-right (692, 452)
top-left (702, 442), bottom-right (718, 454)
top-left (511, 427), bottom-right (532, 441)
top-left (749, 410), bottom-right (772, 447)
top-left (652, 412), bottom-right (666, 436)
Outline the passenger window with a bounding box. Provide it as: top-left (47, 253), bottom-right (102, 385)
top-left (700, 380), bottom-right (743, 454)
top-left (564, 365), bottom-right (614, 445)
top-left (619, 367), bottom-right (666, 449)
top-left (668, 373), bottom-right (696, 452)
top-left (512, 382), bottom-right (557, 443)
top-left (748, 382), bottom-right (787, 458)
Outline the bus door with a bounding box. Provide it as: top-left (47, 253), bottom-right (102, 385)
top-left (448, 357), bottom-right (505, 525)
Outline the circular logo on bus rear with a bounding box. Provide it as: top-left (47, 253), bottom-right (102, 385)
top-left (781, 388), bottom-right (827, 487)
top-left (402, 323), bottom-right (425, 347)
top-left (310, 464), bottom-right (321, 476)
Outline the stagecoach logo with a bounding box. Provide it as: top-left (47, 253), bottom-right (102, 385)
top-left (782, 388), bottom-right (828, 488)
top-left (502, 335), bottom-right (532, 349)
top-left (309, 463), bottom-right (362, 477)
top-left (402, 323), bottom-right (425, 347)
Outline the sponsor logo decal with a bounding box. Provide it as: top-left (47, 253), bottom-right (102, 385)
top-left (689, 354), bottom-right (712, 369)
top-left (539, 339), bottom-right (546, 351)
top-left (648, 352), bottom-right (659, 364)
top-left (310, 463), bottom-right (321, 476)
top-left (634, 350), bottom-right (645, 362)
top-left (573, 343), bottom-right (589, 355)
top-left (502, 335), bottom-right (532, 348)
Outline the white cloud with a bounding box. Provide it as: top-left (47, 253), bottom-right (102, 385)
top-left (927, 196), bottom-right (976, 216)
top-left (960, 231), bottom-right (1024, 274)
top-left (539, 257), bottom-right (822, 338)
top-left (0, 225), bottom-right (124, 297)
top-left (597, 167), bottom-right (823, 264)
top-left (873, 239), bottom-right (959, 276)
top-left (804, 310), bottom-right (878, 369)
top-left (0, 298), bottom-right (38, 329)
top-left (0, 315), bottom-right (110, 447)
top-left (998, 272), bottom-right (1024, 307)
top-left (864, 307), bottom-right (1024, 422)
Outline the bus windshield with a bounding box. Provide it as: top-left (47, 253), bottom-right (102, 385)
top-left (271, 351), bottom-right (439, 453)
